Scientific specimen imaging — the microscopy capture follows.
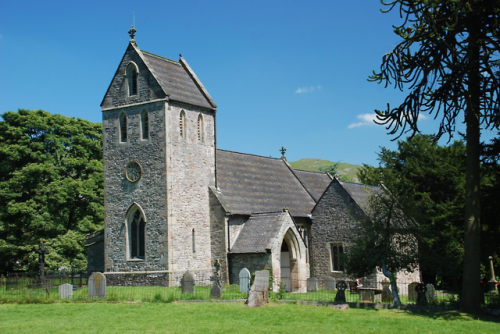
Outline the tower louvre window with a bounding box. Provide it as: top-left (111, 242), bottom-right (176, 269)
top-left (197, 114), bottom-right (204, 141)
top-left (180, 110), bottom-right (186, 138)
top-left (120, 113), bottom-right (127, 143)
top-left (126, 62), bottom-right (138, 96)
top-left (141, 110), bottom-right (149, 140)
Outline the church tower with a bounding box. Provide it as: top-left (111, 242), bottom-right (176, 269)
top-left (100, 28), bottom-right (217, 276)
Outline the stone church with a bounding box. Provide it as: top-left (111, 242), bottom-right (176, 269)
top-left (87, 29), bottom-right (419, 290)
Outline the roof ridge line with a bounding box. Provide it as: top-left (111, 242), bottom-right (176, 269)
top-left (293, 168), bottom-right (329, 175)
top-left (141, 50), bottom-right (180, 65)
top-left (217, 148), bottom-right (282, 160)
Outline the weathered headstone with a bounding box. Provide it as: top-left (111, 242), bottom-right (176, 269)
top-left (181, 271), bottom-right (195, 294)
top-left (247, 270), bottom-right (269, 307)
top-left (59, 283), bottom-right (73, 299)
top-left (381, 280), bottom-right (393, 302)
top-left (211, 284), bottom-right (222, 298)
top-left (307, 277), bottom-right (318, 292)
top-left (239, 268), bottom-right (251, 293)
top-left (324, 277), bottom-right (336, 291)
top-left (210, 260), bottom-right (222, 298)
top-left (88, 272), bottom-right (106, 298)
top-left (408, 282), bottom-right (419, 302)
top-left (334, 280), bottom-right (347, 303)
top-left (425, 283), bottom-right (435, 303)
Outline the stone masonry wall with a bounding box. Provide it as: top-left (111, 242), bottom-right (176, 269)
top-left (101, 44), bottom-right (166, 109)
top-left (103, 101), bottom-right (168, 272)
top-left (209, 190), bottom-right (229, 283)
top-left (229, 253), bottom-right (271, 285)
top-left (165, 101), bottom-right (215, 273)
top-left (310, 180), bottom-right (366, 281)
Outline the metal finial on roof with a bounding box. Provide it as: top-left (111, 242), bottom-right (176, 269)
top-left (179, 53), bottom-right (183, 58)
top-left (379, 171), bottom-right (384, 185)
top-left (128, 25), bottom-right (137, 43)
top-left (280, 146), bottom-right (286, 159)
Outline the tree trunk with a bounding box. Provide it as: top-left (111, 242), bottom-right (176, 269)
top-left (460, 20), bottom-right (482, 312)
top-left (382, 260), bottom-right (402, 307)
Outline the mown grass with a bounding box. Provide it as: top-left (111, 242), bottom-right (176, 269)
top-left (0, 302), bottom-right (498, 334)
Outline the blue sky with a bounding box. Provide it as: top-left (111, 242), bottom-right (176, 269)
top-left (1, 0), bottom-right (496, 166)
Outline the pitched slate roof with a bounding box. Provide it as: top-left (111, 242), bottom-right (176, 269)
top-left (216, 150), bottom-right (316, 217)
top-left (229, 212), bottom-right (285, 254)
top-left (340, 181), bottom-right (380, 209)
top-left (141, 51), bottom-right (216, 110)
top-left (292, 169), bottom-right (332, 202)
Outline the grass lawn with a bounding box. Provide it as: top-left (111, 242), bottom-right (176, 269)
top-left (0, 302), bottom-right (499, 334)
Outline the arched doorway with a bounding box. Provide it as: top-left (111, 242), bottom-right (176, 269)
top-left (280, 229), bottom-right (302, 291)
top-left (280, 241), bottom-right (291, 291)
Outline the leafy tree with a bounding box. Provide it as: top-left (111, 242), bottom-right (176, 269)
top-left (319, 162), bottom-right (339, 176)
top-left (0, 110), bottom-right (104, 272)
top-left (358, 135), bottom-right (467, 288)
top-left (345, 187), bottom-right (419, 306)
top-left (370, 0), bottom-right (500, 311)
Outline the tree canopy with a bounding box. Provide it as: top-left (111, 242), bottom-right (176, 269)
top-left (0, 109), bottom-right (104, 272)
top-left (370, 0), bottom-right (500, 311)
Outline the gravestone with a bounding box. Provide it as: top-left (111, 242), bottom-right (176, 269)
top-left (425, 283), bottom-right (435, 303)
top-left (247, 270), bottom-right (269, 307)
top-left (408, 282), bottom-right (419, 302)
top-left (181, 271), bottom-right (195, 294)
top-left (324, 277), bottom-right (336, 291)
top-left (239, 268), bottom-right (251, 293)
top-left (381, 280), bottom-right (393, 302)
top-left (59, 283), bottom-right (73, 299)
top-left (88, 272), bottom-right (106, 298)
top-left (334, 280), bottom-right (347, 303)
top-left (307, 277), bottom-right (318, 292)
top-left (416, 283), bottom-right (428, 305)
top-left (210, 260), bottom-right (222, 298)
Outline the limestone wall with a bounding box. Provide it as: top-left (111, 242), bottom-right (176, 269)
top-left (165, 102), bottom-right (215, 273)
top-left (228, 253), bottom-right (271, 284)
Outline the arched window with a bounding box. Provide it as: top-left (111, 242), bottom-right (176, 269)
top-left (141, 110), bottom-right (149, 140)
top-left (120, 113), bottom-right (127, 143)
top-left (197, 114), bottom-right (204, 141)
top-left (127, 206), bottom-right (146, 260)
top-left (179, 110), bottom-right (186, 138)
top-left (126, 63), bottom-right (138, 96)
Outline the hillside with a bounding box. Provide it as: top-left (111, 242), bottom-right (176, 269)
top-left (289, 158), bottom-right (362, 182)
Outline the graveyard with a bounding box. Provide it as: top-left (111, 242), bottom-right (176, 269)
top-left (1, 302), bottom-right (499, 334)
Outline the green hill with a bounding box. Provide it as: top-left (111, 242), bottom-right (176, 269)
top-left (289, 158), bottom-right (362, 182)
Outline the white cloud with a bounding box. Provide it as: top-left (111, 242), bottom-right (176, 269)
top-left (348, 112), bottom-right (428, 129)
top-left (295, 85), bottom-right (322, 94)
top-left (348, 113), bottom-right (377, 129)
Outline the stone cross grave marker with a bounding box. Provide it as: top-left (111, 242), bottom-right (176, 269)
top-left (425, 283), bottom-right (435, 303)
top-left (88, 272), bottom-right (106, 298)
top-left (334, 280), bottom-right (347, 303)
top-left (408, 282), bottom-right (419, 302)
top-left (210, 260), bottom-right (222, 298)
top-left (307, 277), bottom-right (318, 292)
top-left (59, 283), bottom-right (73, 299)
top-left (181, 271), bottom-right (195, 294)
top-left (247, 270), bottom-right (269, 307)
top-left (239, 268), bottom-right (251, 293)
top-left (324, 277), bottom-right (336, 291)
top-left (415, 283), bottom-right (428, 305)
